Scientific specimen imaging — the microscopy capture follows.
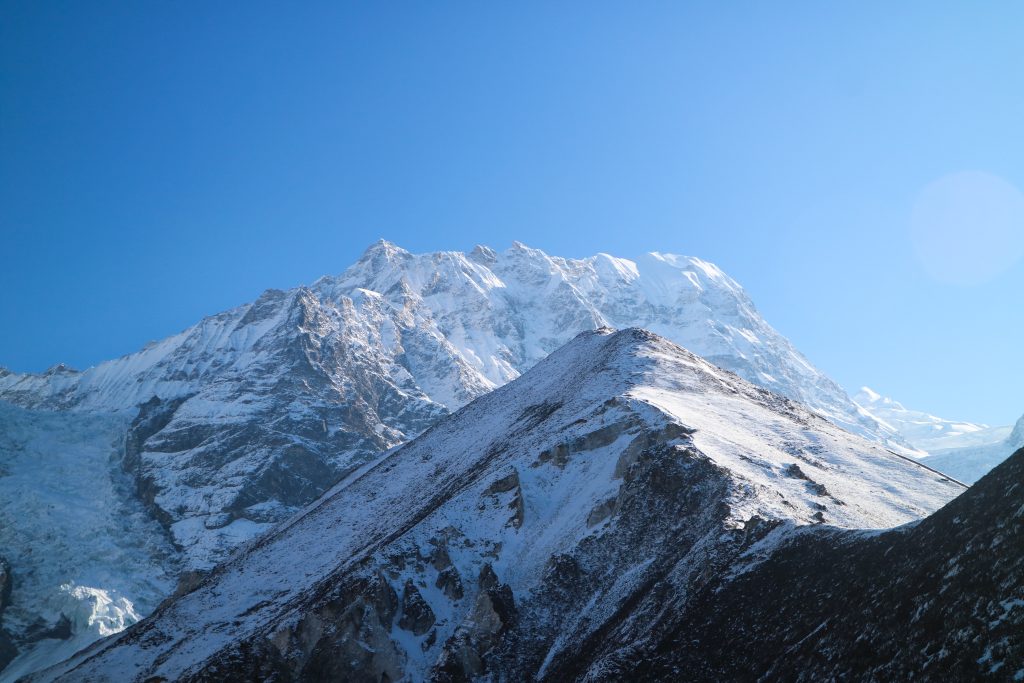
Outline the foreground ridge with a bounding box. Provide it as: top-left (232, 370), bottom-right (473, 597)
top-left (38, 329), bottom-right (966, 682)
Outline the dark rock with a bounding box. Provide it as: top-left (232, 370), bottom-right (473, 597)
top-left (23, 614), bottom-right (72, 643)
top-left (398, 581), bottom-right (435, 636)
top-left (0, 631), bottom-right (17, 674)
top-left (436, 567), bottom-right (464, 601)
top-left (484, 470), bottom-right (520, 495)
top-left (0, 557), bottom-right (11, 615)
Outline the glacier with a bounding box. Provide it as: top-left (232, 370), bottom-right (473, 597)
top-left (0, 404), bottom-right (177, 682)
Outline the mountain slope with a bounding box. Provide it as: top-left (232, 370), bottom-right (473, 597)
top-left (0, 406), bottom-right (177, 681)
top-left (38, 329), bottom-right (962, 682)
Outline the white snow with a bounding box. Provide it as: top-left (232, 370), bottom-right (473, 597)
top-left (0, 241), bottom-right (979, 679)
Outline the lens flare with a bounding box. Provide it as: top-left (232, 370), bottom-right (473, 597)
top-left (910, 170), bottom-right (1024, 285)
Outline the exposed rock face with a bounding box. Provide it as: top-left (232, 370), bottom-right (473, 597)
top-left (399, 580), bottom-right (436, 636)
top-left (38, 330), bottom-right (963, 682)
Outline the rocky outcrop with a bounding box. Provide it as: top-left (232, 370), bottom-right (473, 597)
top-left (433, 565), bottom-right (517, 680)
top-left (0, 556), bottom-right (16, 670)
top-left (399, 581), bottom-right (436, 636)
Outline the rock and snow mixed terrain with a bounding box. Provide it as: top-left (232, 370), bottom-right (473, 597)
top-left (2, 240), bottom-right (1013, 680)
top-left (0, 241), bottom-right (915, 678)
top-left (638, 445), bottom-right (1024, 682)
top-left (0, 241), bottom-right (903, 562)
top-left (36, 329), bottom-right (968, 682)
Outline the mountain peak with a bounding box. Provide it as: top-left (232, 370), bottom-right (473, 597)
top-left (469, 244), bottom-right (497, 263)
top-left (507, 240), bottom-right (547, 258)
top-left (42, 362), bottom-right (77, 376)
top-left (858, 386), bottom-right (883, 402)
top-left (359, 238), bottom-right (409, 261)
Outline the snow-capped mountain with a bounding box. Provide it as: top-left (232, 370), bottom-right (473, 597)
top-left (0, 241), bottom-right (900, 563)
top-left (36, 329), bottom-right (965, 682)
top-left (923, 412), bottom-right (1024, 484)
top-left (0, 241), bottom-right (903, 678)
top-left (854, 386), bottom-right (1010, 453)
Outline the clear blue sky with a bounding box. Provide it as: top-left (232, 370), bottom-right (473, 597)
top-left (2, 2), bottom-right (1022, 425)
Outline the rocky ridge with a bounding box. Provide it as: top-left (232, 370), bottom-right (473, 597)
top-left (37, 329), bottom-right (964, 682)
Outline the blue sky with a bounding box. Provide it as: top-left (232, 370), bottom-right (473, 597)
top-left (1, 3), bottom-right (1022, 425)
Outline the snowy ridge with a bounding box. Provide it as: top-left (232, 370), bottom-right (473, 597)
top-left (0, 241), bottom-right (897, 438)
top-left (39, 330), bottom-right (962, 682)
top-left (0, 241), bottom-right (905, 568)
top-left (317, 241), bottom-right (897, 443)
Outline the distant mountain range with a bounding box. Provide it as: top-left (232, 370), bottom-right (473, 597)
top-left (923, 413), bottom-right (1024, 484)
top-left (854, 386), bottom-right (1010, 452)
top-left (854, 386), bottom-right (1022, 483)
